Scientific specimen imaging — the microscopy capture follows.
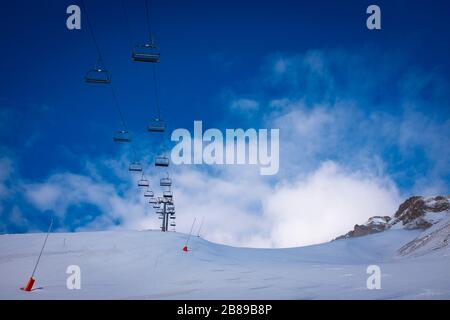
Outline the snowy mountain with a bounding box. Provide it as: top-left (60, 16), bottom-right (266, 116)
top-left (336, 196), bottom-right (450, 249)
top-left (0, 196), bottom-right (449, 300)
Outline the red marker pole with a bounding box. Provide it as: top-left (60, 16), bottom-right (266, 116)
top-left (183, 218), bottom-right (196, 252)
top-left (23, 219), bottom-right (53, 292)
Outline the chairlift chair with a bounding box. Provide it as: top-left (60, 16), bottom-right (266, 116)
top-left (132, 43), bottom-right (160, 63)
top-left (129, 162), bottom-right (143, 172)
top-left (85, 67), bottom-right (111, 84)
top-left (149, 198), bottom-right (157, 204)
top-left (170, 222), bottom-right (176, 227)
top-left (170, 216), bottom-right (176, 220)
top-left (113, 130), bottom-right (131, 143)
top-left (153, 204), bottom-right (160, 209)
top-left (156, 209), bottom-right (163, 214)
top-left (163, 190), bottom-right (173, 199)
top-left (155, 155), bottom-right (169, 167)
top-left (160, 176), bottom-right (172, 187)
top-left (144, 190), bottom-right (154, 197)
top-left (138, 178), bottom-right (150, 187)
top-left (147, 118), bottom-right (166, 133)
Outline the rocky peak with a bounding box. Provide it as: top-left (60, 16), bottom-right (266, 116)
top-left (392, 195), bottom-right (450, 226)
top-left (335, 195), bottom-right (450, 240)
top-left (335, 216), bottom-right (391, 240)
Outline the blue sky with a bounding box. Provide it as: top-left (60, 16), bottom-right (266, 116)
top-left (0, 0), bottom-right (449, 246)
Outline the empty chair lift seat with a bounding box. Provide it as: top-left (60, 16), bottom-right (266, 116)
top-left (138, 179), bottom-right (149, 187)
top-left (85, 68), bottom-right (111, 84)
top-left (129, 163), bottom-right (143, 172)
top-left (160, 177), bottom-right (172, 187)
top-left (132, 44), bottom-right (160, 63)
top-left (163, 191), bottom-right (173, 199)
top-left (155, 156), bottom-right (169, 167)
top-left (144, 190), bottom-right (154, 197)
top-left (147, 118), bottom-right (166, 133)
top-left (113, 130), bottom-right (131, 143)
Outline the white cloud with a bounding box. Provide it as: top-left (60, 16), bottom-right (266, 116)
top-left (264, 161), bottom-right (400, 247)
top-left (230, 98), bottom-right (259, 113)
top-left (167, 160), bottom-right (399, 248)
top-left (16, 150), bottom-right (400, 248)
top-left (23, 171), bottom-right (161, 232)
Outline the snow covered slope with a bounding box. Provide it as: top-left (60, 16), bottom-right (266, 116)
top-left (1, 227), bottom-right (449, 300)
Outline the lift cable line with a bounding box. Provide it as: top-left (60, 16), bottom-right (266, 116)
top-left (81, 0), bottom-right (110, 84)
top-left (82, 0), bottom-right (155, 194)
top-left (80, 0), bottom-right (104, 64)
top-left (81, 0), bottom-right (163, 208)
top-left (121, 0), bottom-right (135, 50)
top-left (140, 0), bottom-right (164, 130)
top-left (81, 0), bottom-right (131, 135)
top-left (151, 62), bottom-right (162, 121)
top-left (109, 83), bottom-right (130, 134)
top-left (140, 0), bottom-right (173, 212)
top-left (145, 0), bottom-right (153, 42)
top-left (120, 0), bottom-right (175, 228)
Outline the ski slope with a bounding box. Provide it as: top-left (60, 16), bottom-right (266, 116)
top-left (0, 228), bottom-right (449, 299)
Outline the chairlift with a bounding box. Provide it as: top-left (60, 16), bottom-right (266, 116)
top-left (163, 190), bottom-right (173, 199)
top-left (153, 204), bottom-right (160, 209)
top-left (147, 118), bottom-right (166, 133)
top-left (158, 216), bottom-right (163, 220)
top-left (170, 222), bottom-right (176, 227)
top-left (144, 190), bottom-right (154, 197)
top-left (155, 155), bottom-right (169, 167)
top-left (160, 175), bottom-right (172, 187)
top-left (138, 178), bottom-right (149, 187)
top-left (85, 67), bottom-right (111, 84)
top-left (129, 162), bottom-right (143, 172)
top-left (170, 216), bottom-right (176, 220)
top-left (156, 209), bottom-right (163, 214)
top-left (132, 43), bottom-right (160, 63)
top-left (113, 130), bottom-right (131, 143)
top-left (149, 198), bottom-right (157, 204)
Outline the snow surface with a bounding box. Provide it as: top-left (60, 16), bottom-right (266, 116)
top-left (0, 228), bottom-right (449, 300)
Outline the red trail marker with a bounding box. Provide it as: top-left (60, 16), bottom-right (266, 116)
top-left (183, 218), bottom-right (196, 252)
top-left (22, 219), bottom-right (53, 292)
